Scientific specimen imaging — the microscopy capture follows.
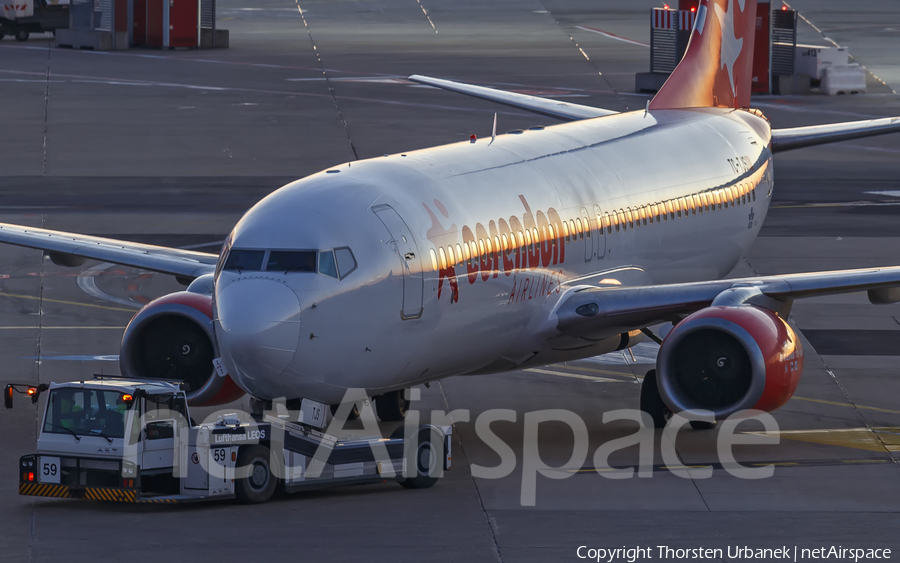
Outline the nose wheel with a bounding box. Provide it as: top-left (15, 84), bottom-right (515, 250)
top-left (330, 401), bottom-right (361, 421)
top-left (375, 389), bottom-right (410, 421)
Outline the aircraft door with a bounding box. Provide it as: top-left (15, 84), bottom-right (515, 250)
top-left (593, 204), bottom-right (606, 259)
top-left (580, 207), bottom-right (593, 263)
top-left (372, 204), bottom-right (424, 320)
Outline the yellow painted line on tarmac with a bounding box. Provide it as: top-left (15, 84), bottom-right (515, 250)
top-left (748, 427), bottom-right (900, 453)
top-left (792, 396), bottom-right (900, 415)
top-left (553, 364), bottom-right (639, 380)
top-left (0, 326), bottom-right (127, 329)
top-left (524, 368), bottom-right (624, 383)
top-left (0, 292), bottom-right (137, 313)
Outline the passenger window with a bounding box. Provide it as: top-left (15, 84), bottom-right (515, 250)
top-left (430, 249), bottom-right (438, 271)
top-left (267, 250), bottom-right (317, 273)
top-left (224, 249), bottom-right (265, 272)
top-left (641, 206), bottom-right (648, 226)
top-left (478, 240), bottom-right (486, 259)
top-left (752, 186), bottom-right (757, 201)
top-left (604, 213), bottom-right (612, 234)
top-left (563, 221), bottom-right (570, 242)
top-left (617, 210), bottom-right (625, 231)
top-left (494, 236), bottom-right (501, 256)
top-left (464, 241), bottom-right (473, 263)
top-left (335, 247), bottom-right (358, 279)
top-left (447, 246), bottom-right (456, 265)
top-left (532, 228), bottom-right (540, 246)
top-left (548, 226), bottom-right (556, 245)
top-left (438, 247), bottom-right (448, 270)
top-left (517, 231), bottom-right (525, 252)
top-left (692, 194), bottom-right (700, 214)
top-left (318, 250), bottom-right (338, 278)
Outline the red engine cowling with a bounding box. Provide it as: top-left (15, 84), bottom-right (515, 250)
top-left (656, 306), bottom-right (803, 419)
top-left (119, 291), bottom-right (245, 406)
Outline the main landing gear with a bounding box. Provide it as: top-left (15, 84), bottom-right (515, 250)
top-left (640, 370), bottom-right (717, 430)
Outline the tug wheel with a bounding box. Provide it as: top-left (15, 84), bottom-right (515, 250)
top-left (392, 426), bottom-right (442, 490)
top-left (235, 445), bottom-right (276, 504)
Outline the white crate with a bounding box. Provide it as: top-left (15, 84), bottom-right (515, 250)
top-left (795, 44), bottom-right (850, 79)
top-left (821, 64), bottom-right (866, 95)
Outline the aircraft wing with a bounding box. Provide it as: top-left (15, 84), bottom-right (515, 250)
top-left (556, 266), bottom-right (900, 337)
top-left (408, 75), bottom-right (617, 121)
top-left (771, 116), bottom-right (900, 152)
top-left (0, 222), bottom-right (218, 280)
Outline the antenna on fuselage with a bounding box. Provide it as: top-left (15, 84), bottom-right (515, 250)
top-left (491, 112), bottom-right (497, 144)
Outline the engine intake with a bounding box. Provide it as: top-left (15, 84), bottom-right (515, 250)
top-left (120, 291), bottom-right (245, 406)
top-left (657, 306), bottom-right (803, 419)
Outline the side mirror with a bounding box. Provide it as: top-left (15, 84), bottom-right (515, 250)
top-left (4, 385), bottom-right (12, 409)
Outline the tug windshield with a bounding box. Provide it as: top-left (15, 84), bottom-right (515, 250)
top-left (42, 388), bottom-right (129, 439)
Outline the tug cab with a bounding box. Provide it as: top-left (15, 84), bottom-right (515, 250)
top-left (7, 377), bottom-right (450, 504)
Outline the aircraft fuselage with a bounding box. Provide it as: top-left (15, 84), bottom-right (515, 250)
top-left (213, 107), bottom-right (774, 404)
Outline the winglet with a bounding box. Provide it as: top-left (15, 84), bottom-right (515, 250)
top-left (408, 75), bottom-right (617, 121)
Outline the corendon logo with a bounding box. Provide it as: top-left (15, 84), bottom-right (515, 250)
top-left (423, 195), bottom-right (569, 304)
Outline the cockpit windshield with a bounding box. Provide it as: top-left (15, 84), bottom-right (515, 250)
top-left (223, 249), bottom-right (265, 272)
top-left (220, 247), bottom-right (357, 279)
top-left (267, 251), bottom-right (317, 272)
top-left (42, 388), bottom-right (129, 439)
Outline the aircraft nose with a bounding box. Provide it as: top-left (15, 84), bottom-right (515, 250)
top-left (215, 278), bottom-right (301, 385)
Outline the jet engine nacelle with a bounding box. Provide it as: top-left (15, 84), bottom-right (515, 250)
top-left (119, 291), bottom-right (245, 406)
top-left (656, 306), bottom-right (803, 419)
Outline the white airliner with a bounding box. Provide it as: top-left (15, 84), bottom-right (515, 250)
top-left (2, 0), bottom-right (899, 426)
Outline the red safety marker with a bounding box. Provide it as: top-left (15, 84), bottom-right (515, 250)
top-left (470, 134), bottom-right (477, 143)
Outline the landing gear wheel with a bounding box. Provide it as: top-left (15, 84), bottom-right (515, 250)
top-left (392, 426), bottom-right (441, 490)
top-left (15, 29), bottom-right (29, 42)
top-left (330, 401), bottom-right (360, 421)
top-left (689, 420), bottom-right (718, 430)
top-left (640, 369), bottom-right (670, 429)
top-left (375, 389), bottom-right (409, 421)
top-left (235, 445), bottom-right (277, 504)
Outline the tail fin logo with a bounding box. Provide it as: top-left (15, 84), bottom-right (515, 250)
top-left (650, 0), bottom-right (757, 110)
top-left (715, 0), bottom-right (744, 99)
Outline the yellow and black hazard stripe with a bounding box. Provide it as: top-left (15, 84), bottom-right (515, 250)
top-left (83, 487), bottom-right (136, 503)
top-left (136, 497), bottom-right (178, 504)
top-left (19, 483), bottom-right (70, 498)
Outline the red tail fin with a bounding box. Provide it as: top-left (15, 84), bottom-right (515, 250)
top-left (650, 0), bottom-right (757, 109)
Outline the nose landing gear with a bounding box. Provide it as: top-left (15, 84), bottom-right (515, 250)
top-left (328, 388), bottom-right (411, 422)
top-left (374, 389), bottom-right (410, 421)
